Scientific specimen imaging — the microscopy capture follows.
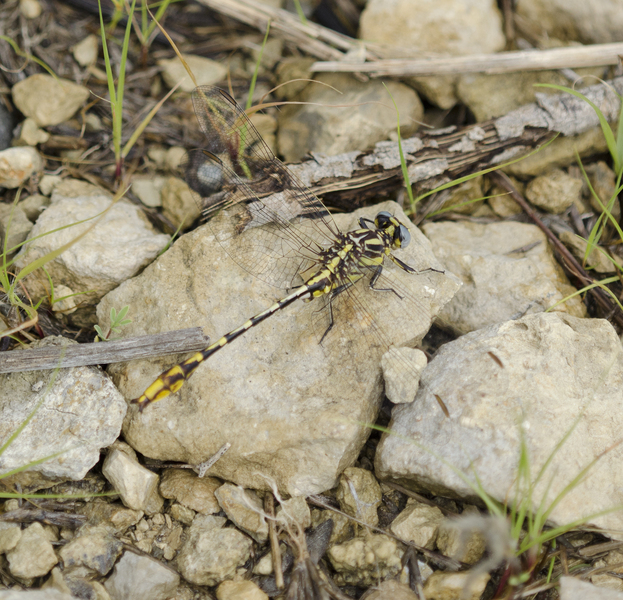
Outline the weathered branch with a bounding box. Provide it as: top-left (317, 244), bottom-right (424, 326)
top-left (312, 43), bottom-right (623, 77)
top-left (0, 328), bottom-right (208, 373)
top-left (285, 78), bottom-right (623, 208)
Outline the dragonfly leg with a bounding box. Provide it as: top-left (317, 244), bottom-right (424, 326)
top-left (369, 265), bottom-right (404, 300)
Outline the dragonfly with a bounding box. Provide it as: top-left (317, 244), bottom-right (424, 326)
top-left (133, 86), bottom-right (442, 411)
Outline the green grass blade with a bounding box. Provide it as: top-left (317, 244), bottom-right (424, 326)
top-left (0, 35), bottom-right (57, 78)
top-left (383, 83), bottom-right (415, 211)
top-left (246, 21), bottom-right (271, 112)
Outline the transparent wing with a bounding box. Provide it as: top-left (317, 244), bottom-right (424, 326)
top-left (185, 86), bottom-right (340, 289)
top-left (311, 264), bottom-right (438, 401)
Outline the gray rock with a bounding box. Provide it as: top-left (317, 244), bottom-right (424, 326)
top-left (159, 469), bottom-right (221, 514)
top-left (516, 0), bottom-right (623, 44)
top-left (560, 576), bottom-right (623, 600)
top-left (12, 75), bottom-right (90, 127)
top-left (102, 202), bottom-right (458, 496)
top-left (58, 525), bottom-right (122, 575)
top-left (102, 444), bottom-right (163, 514)
top-left (422, 571), bottom-right (489, 600)
top-left (277, 74), bottom-right (423, 162)
top-left (176, 515), bottom-right (253, 586)
top-left (0, 147), bottom-right (43, 188)
top-left (104, 551), bottom-right (179, 600)
top-left (328, 533), bottom-right (404, 586)
top-left (14, 178), bottom-right (170, 307)
top-left (0, 337), bottom-right (126, 483)
top-left (525, 169), bottom-right (583, 213)
top-left (376, 313), bottom-right (623, 532)
top-left (422, 221), bottom-right (586, 335)
top-left (158, 56), bottom-right (226, 93)
top-left (390, 499), bottom-right (444, 549)
top-left (6, 522), bottom-right (58, 579)
top-left (214, 483), bottom-right (268, 543)
top-left (335, 467), bottom-right (381, 528)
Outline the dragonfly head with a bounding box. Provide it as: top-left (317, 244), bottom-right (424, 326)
top-left (374, 211), bottom-right (411, 249)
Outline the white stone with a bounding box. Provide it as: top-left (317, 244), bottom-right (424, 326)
top-left (360, 0), bottom-right (505, 56)
top-left (525, 169), bottom-right (583, 213)
top-left (132, 176), bottom-right (166, 208)
top-left (158, 55), bottom-right (227, 93)
top-left (0, 337), bottom-right (127, 481)
top-left (39, 175), bottom-right (62, 196)
top-left (18, 118), bottom-right (50, 145)
top-left (390, 500), bottom-right (444, 549)
top-left (14, 179), bottom-right (170, 306)
top-left (376, 313), bottom-right (623, 532)
top-left (423, 571), bottom-right (489, 600)
top-left (102, 446), bottom-right (163, 513)
top-left (278, 74), bottom-right (422, 162)
top-left (19, 0), bottom-right (41, 18)
top-left (104, 202), bottom-right (458, 497)
top-left (0, 147), bottom-right (43, 188)
top-left (104, 550), bottom-right (179, 600)
top-left (422, 221), bottom-right (586, 335)
top-left (214, 483), bottom-right (268, 543)
top-left (328, 533), bottom-right (404, 586)
top-left (335, 467), bottom-right (382, 527)
top-left (216, 580), bottom-right (268, 600)
top-left (561, 575), bottom-right (623, 599)
top-left (382, 347), bottom-right (427, 403)
top-left (6, 522), bottom-right (58, 579)
top-left (72, 34), bottom-right (98, 67)
top-left (12, 75), bottom-right (90, 127)
top-left (516, 0), bottom-right (623, 44)
top-left (176, 515), bottom-right (253, 586)
top-left (0, 522), bottom-right (21, 553)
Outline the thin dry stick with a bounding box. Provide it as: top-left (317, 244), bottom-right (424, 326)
top-left (0, 328), bottom-right (208, 373)
top-left (264, 492), bottom-right (285, 589)
top-left (195, 0), bottom-right (384, 61)
top-left (489, 172), bottom-right (623, 329)
top-left (312, 42), bottom-right (623, 77)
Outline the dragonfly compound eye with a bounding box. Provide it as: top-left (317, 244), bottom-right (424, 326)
top-left (397, 224), bottom-right (411, 248)
top-left (374, 211), bottom-right (393, 229)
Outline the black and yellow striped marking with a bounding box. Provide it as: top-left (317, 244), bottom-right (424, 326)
top-left (132, 212), bottom-right (415, 411)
